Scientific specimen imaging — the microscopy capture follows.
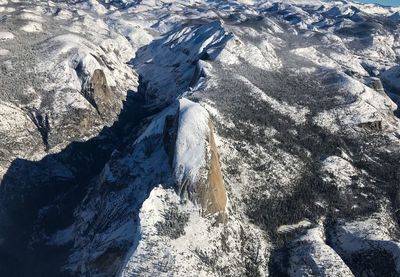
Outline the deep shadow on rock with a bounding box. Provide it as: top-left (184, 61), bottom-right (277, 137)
top-left (0, 89), bottom-right (152, 276)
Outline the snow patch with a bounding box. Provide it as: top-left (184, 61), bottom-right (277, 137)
top-left (174, 99), bottom-right (209, 189)
top-left (320, 156), bottom-right (357, 189)
top-left (0, 49), bottom-right (10, 56)
top-left (20, 21), bottom-right (43, 33)
top-left (0, 31), bottom-right (14, 41)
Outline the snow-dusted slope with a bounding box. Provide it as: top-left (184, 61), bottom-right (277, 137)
top-left (1, 0), bottom-right (400, 276)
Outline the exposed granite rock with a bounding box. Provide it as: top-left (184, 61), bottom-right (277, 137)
top-left (201, 120), bottom-right (227, 219)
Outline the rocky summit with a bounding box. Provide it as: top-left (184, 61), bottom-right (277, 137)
top-left (1, 0), bottom-right (400, 276)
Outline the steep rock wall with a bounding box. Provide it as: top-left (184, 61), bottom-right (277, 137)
top-left (174, 99), bottom-right (227, 218)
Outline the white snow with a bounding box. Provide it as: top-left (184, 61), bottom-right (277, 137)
top-left (320, 156), bottom-right (357, 189)
top-left (218, 36), bottom-right (281, 70)
top-left (135, 103), bottom-right (178, 144)
top-left (289, 226), bottom-right (355, 277)
top-left (0, 31), bottom-right (14, 41)
top-left (174, 99), bottom-right (209, 187)
top-left (331, 213), bottom-right (400, 274)
top-left (277, 219), bottom-right (312, 234)
top-left (20, 21), bottom-right (43, 33)
top-left (19, 12), bottom-right (45, 22)
top-left (0, 49), bottom-right (10, 56)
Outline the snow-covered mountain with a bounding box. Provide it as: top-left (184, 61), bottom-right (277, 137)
top-left (1, 0), bottom-right (400, 276)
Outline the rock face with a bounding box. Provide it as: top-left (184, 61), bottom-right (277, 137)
top-left (84, 69), bottom-right (113, 116)
top-left (1, 0), bottom-right (400, 276)
top-left (174, 99), bottom-right (227, 219)
top-left (202, 121), bottom-right (227, 218)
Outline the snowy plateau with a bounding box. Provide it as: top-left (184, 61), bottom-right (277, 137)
top-left (1, 0), bottom-right (400, 276)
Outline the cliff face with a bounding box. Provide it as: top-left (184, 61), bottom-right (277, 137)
top-left (173, 99), bottom-right (228, 219)
top-left (202, 120), bottom-right (227, 218)
top-left (85, 69), bottom-right (113, 116)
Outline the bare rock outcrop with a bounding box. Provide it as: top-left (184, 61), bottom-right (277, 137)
top-left (201, 121), bottom-right (227, 218)
top-left (174, 99), bottom-right (227, 219)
